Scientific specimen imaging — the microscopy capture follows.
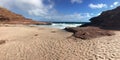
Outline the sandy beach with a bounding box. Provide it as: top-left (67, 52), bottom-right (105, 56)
top-left (0, 25), bottom-right (120, 60)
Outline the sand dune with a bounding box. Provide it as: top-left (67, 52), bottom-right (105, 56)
top-left (0, 25), bottom-right (120, 60)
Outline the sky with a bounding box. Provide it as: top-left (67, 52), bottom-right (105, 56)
top-left (0, 0), bottom-right (120, 22)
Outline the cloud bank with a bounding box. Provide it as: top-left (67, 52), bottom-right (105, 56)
top-left (110, 2), bottom-right (119, 8)
top-left (43, 13), bottom-right (92, 22)
top-left (0, 0), bottom-right (91, 22)
top-left (89, 3), bottom-right (107, 9)
top-left (1, 0), bottom-right (55, 17)
top-left (71, 0), bottom-right (83, 4)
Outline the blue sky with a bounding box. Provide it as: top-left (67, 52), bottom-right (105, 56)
top-left (0, 0), bottom-right (120, 22)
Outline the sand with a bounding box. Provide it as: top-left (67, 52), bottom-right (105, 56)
top-left (0, 25), bottom-right (120, 60)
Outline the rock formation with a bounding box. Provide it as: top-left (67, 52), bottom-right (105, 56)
top-left (81, 6), bottom-right (120, 28)
top-left (65, 27), bottom-right (114, 39)
top-left (65, 6), bottom-right (120, 39)
top-left (0, 7), bottom-right (51, 25)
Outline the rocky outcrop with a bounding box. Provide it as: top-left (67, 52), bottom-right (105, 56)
top-left (65, 6), bottom-right (120, 39)
top-left (65, 27), bottom-right (114, 39)
top-left (0, 7), bottom-right (51, 25)
top-left (81, 6), bottom-right (120, 28)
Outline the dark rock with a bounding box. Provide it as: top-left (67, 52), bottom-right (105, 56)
top-left (65, 27), bottom-right (114, 40)
top-left (64, 27), bottom-right (79, 33)
top-left (81, 6), bottom-right (120, 28)
top-left (65, 6), bottom-right (120, 39)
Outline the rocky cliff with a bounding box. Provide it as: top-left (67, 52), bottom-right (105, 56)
top-left (81, 6), bottom-right (120, 28)
top-left (0, 7), bottom-right (51, 25)
top-left (65, 6), bottom-right (120, 39)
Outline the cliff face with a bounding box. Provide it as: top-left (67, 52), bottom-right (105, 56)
top-left (0, 7), bottom-right (51, 25)
top-left (65, 6), bottom-right (120, 39)
top-left (81, 6), bottom-right (120, 28)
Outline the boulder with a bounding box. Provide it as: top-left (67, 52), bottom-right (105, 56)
top-left (65, 27), bottom-right (114, 39)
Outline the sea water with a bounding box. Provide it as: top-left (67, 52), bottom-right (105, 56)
top-left (37, 22), bottom-right (88, 29)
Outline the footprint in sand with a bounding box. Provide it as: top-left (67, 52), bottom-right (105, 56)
top-left (0, 40), bottom-right (6, 45)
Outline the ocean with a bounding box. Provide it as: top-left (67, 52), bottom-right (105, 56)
top-left (37, 22), bottom-right (88, 29)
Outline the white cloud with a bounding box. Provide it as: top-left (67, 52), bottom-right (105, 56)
top-left (0, 0), bottom-right (91, 22)
top-left (42, 13), bottom-right (92, 22)
top-left (71, 0), bottom-right (82, 4)
top-left (114, 2), bottom-right (119, 5)
top-left (0, 0), bottom-right (55, 17)
top-left (89, 3), bottom-right (107, 9)
top-left (110, 2), bottom-right (119, 8)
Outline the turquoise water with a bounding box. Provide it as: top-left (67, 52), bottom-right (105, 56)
top-left (36, 22), bottom-right (88, 29)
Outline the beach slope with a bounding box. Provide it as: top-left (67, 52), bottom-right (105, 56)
top-left (0, 26), bottom-right (120, 60)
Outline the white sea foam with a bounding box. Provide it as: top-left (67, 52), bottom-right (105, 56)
top-left (37, 23), bottom-right (82, 29)
top-left (52, 23), bottom-right (82, 29)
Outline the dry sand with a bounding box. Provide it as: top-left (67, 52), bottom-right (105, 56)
top-left (0, 25), bottom-right (120, 60)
